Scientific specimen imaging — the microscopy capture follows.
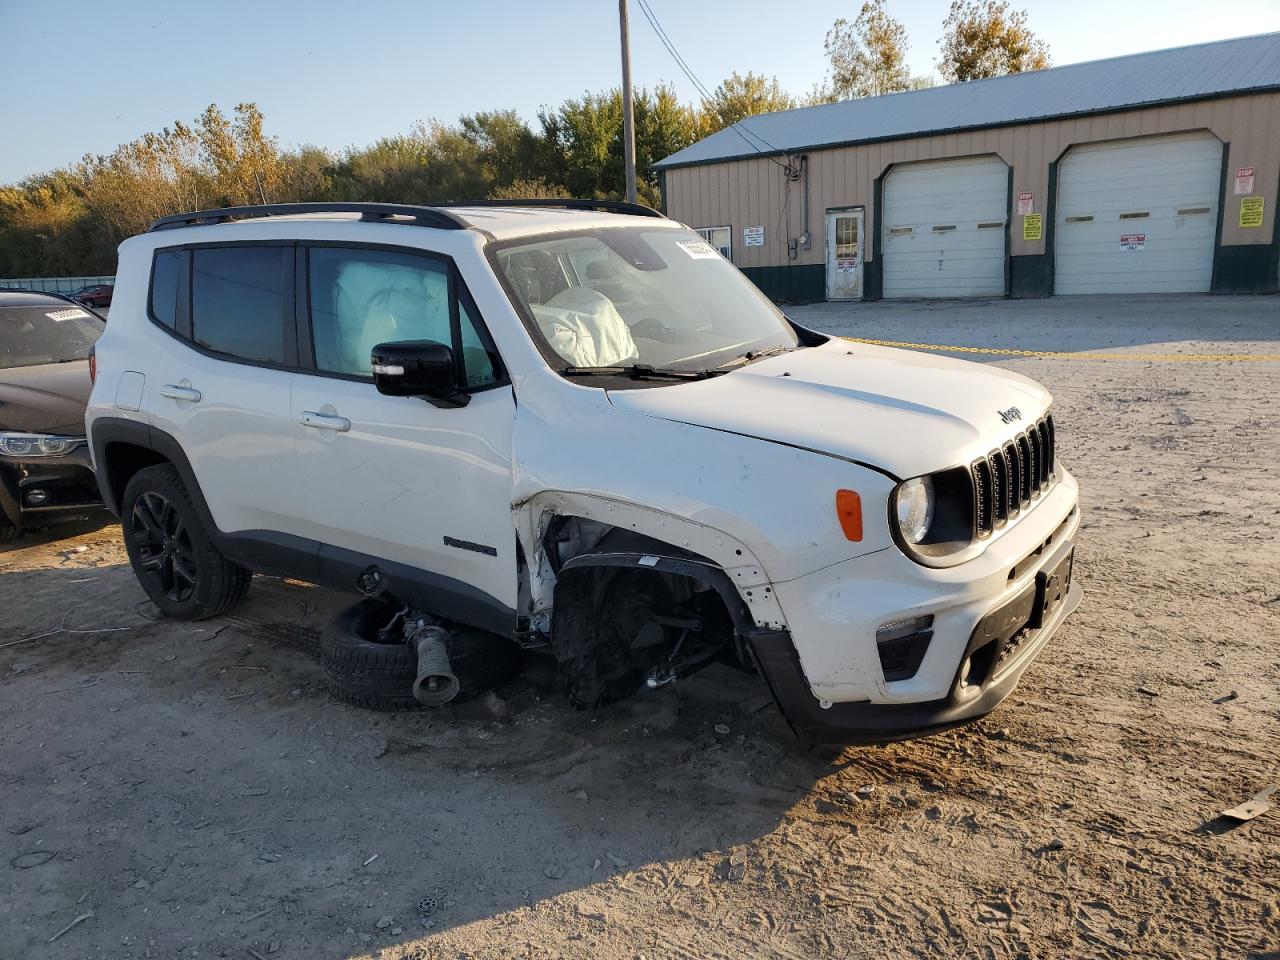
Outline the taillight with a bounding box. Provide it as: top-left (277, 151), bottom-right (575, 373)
top-left (88, 347), bottom-right (97, 384)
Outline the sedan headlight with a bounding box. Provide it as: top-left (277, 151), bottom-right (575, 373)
top-left (0, 433), bottom-right (84, 457)
top-left (890, 467), bottom-right (975, 564)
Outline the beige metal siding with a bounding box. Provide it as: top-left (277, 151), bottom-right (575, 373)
top-left (664, 92), bottom-right (1280, 267)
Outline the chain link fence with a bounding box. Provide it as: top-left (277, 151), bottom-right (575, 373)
top-left (0, 276), bottom-right (116, 294)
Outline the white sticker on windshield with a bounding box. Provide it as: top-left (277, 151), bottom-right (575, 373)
top-left (676, 239), bottom-right (719, 260)
top-left (45, 308), bottom-right (91, 322)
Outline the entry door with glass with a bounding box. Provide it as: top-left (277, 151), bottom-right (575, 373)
top-left (826, 208), bottom-right (864, 300)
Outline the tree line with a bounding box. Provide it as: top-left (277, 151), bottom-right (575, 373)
top-left (0, 0), bottom-right (1048, 277)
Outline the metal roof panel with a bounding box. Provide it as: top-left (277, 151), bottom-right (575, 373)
top-left (656, 33), bottom-right (1280, 168)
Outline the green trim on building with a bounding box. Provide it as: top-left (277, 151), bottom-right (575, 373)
top-left (740, 264), bottom-right (826, 304)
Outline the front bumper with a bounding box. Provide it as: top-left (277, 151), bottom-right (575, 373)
top-left (752, 573), bottom-right (1080, 744)
top-left (0, 446), bottom-right (105, 532)
top-left (753, 473), bottom-right (1081, 743)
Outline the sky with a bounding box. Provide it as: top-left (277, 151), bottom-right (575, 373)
top-left (2, 0), bottom-right (1279, 183)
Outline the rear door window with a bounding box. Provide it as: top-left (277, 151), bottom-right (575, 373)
top-left (191, 246), bottom-right (289, 365)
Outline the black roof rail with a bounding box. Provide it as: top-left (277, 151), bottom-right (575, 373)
top-left (146, 198), bottom-right (667, 233)
top-left (148, 202), bottom-right (469, 232)
top-left (435, 198), bottom-right (667, 219)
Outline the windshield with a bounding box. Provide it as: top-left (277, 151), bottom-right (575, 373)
top-left (0, 304), bottom-right (104, 369)
top-left (491, 226), bottom-right (798, 374)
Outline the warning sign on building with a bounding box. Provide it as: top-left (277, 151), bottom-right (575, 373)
top-left (1022, 214), bottom-right (1042, 241)
top-left (1016, 192), bottom-right (1034, 215)
top-left (1234, 167), bottom-right (1255, 195)
top-left (743, 225), bottom-right (765, 247)
top-left (1120, 233), bottom-right (1146, 251)
top-left (1239, 196), bottom-right (1265, 228)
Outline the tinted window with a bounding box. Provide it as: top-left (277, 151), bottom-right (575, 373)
top-left (192, 246), bottom-right (288, 364)
top-left (150, 250), bottom-right (181, 330)
top-left (308, 246), bottom-right (500, 387)
top-left (457, 299), bottom-right (497, 388)
top-left (0, 304), bottom-right (103, 369)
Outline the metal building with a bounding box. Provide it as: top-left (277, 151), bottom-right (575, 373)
top-left (654, 33), bottom-right (1280, 301)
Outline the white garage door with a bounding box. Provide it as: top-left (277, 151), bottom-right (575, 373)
top-left (882, 156), bottom-right (1008, 298)
top-left (1054, 132), bottom-right (1221, 295)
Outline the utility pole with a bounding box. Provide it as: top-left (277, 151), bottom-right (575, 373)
top-left (619, 0), bottom-right (638, 204)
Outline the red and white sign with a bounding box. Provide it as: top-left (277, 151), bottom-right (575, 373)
top-left (1016, 191), bottom-right (1034, 215)
top-left (1120, 233), bottom-right (1146, 251)
top-left (1234, 167), bottom-right (1255, 195)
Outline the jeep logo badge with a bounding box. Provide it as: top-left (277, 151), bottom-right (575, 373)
top-left (998, 406), bottom-right (1022, 424)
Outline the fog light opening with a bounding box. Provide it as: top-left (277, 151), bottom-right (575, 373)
top-left (876, 614), bottom-right (934, 682)
top-left (25, 488), bottom-right (49, 506)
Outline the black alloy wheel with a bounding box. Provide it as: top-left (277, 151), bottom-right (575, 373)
top-left (130, 491), bottom-right (198, 603)
top-left (120, 464), bottom-right (251, 620)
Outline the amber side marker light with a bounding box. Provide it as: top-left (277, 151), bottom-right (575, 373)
top-left (835, 489), bottom-right (863, 542)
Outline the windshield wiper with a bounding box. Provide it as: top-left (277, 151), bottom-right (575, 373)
top-left (562, 363), bottom-right (726, 381)
top-left (719, 344), bottom-right (796, 369)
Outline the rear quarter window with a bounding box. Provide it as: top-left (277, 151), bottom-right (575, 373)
top-left (149, 249), bottom-right (183, 330)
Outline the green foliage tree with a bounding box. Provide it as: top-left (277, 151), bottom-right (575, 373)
top-left (0, 72), bottom-right (795, 276)
top-left (825, 1), bottom-right (912, 99)
top-left (197, 103), bottom-right (284, 205)
top-left (539, 84), bottom-right (695, 205)
top-left (697, 72), bottom-right (796, 136)
top-left (938, 0), bottom-right (1050, 82)
top-left (487, 178), bottom-right (572, 200)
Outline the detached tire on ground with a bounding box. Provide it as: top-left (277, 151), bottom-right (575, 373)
top-left (319, 599), bottom-right (523, 711)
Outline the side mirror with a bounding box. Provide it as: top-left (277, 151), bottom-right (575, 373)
top-left (370, 340), bottom-right (469, 407)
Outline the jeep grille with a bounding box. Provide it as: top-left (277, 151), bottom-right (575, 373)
top-left (972, 415), bottom-right (1055, 538)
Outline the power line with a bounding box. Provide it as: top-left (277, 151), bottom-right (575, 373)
top-left (633, 0), bottom-right (790, 167)
top-left (635, 0), bottom-right (782, 159)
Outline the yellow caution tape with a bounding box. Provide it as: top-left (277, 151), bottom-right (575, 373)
top-left (842, 337), bottom-right (1280, 363)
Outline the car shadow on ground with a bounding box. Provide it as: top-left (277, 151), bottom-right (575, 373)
top-left (0, 514), bottom-right (115, 556)
top-left (1, 561), bottom-right (911, 957)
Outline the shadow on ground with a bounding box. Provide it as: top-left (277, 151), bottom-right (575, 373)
top-left (0, 561), bottom-right (873, 958)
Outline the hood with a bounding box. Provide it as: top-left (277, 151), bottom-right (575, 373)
top-left (606, 340), bottom-right (1051, 479)
top-left (0, 360), bottom-right (93, 435)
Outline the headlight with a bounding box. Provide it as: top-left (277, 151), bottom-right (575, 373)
top-left (894, 476), bottom-right (934, 544)
top-left (891, 467), bottom-right (975, 564)
top-left (0, 433), bottom-right (83, 457)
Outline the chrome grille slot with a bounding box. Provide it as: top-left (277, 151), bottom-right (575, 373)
top-left (973, 456), bottom-right (993, 538)
top-left (1044, 414), bottom-right (1056, 476)
top-left (1016, 435), bottom-right (1033, 504)
top-left (1026, 427), bottom-right (1042, 497)
top-left (990, 448), bottom-right (1009, 527)
top-left (1004, 441), bottom-right (1021, 516)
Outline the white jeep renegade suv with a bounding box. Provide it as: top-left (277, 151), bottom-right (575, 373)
top-left (86, 200), bottom-right (1080, 742)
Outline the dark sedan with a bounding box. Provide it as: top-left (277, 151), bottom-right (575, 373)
top-left (67, 283), bottom-right (114, 308)
top-left (0, 290), bottom-right (106, 541)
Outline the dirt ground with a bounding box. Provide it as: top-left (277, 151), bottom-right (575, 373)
top-left (2, 294), bottom-right (1277, 960)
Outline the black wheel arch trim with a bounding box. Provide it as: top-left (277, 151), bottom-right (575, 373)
top-left (558, 531), bottom-right (756, 637)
